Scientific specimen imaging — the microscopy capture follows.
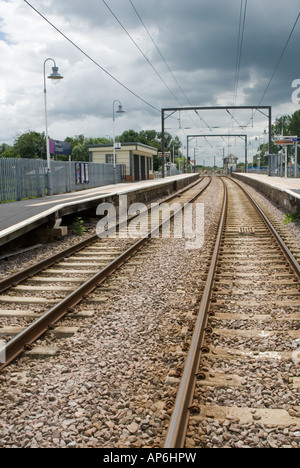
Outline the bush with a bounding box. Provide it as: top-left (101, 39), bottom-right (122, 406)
top-left (72, 217), bottom-right (87, 236)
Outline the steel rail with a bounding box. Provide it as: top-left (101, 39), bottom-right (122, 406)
top-left (164, 178), bottom-right (228, 448)
top-left (0, 177), bottom-right (202, 294)
top-left (164, 175), bottom-right (300, 448)
top-left (229, 177), bottom-right (300, 280)
top-left (0, 177), bottom-right (211, 371)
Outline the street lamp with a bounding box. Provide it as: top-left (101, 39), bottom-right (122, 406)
top-left (44, 58), bottom-right (64, 195)
top-left (112, 100), bottom-right (125, 177)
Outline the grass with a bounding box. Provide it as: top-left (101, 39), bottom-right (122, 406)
top-left (283, 213), bottom-right (298, 225)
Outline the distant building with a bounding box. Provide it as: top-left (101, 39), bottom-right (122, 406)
top-left (88, 143), bottom-right (157, 182)
top-left (223, 154), bottom-right (238, 174)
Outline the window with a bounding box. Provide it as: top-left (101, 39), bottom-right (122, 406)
top-left (106, 154), bottom-right (116, 164)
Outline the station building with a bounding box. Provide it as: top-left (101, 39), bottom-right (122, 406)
top-left (223, 154), bottom-right (239, 174)
top-left (88, 143), bottom-right (157, 182)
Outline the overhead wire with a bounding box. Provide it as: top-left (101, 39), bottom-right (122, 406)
top-left (243, 11), bottom-right (300, 130)
top-left (258, 11), bottom-right (300, 106)
top-left (101, 0), bottom-right (184, 107)
top-left (229, 0), bottom-right (247, 138)
top-left (24, 0), bottom-right (161, 114)
top-left (128, 0), bottom-right (190, 107)
top-left (233, 0), bottom-right (247, 106)
top-left (128, 0), bottom-right (213, 132)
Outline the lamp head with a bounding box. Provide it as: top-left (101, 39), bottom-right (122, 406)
top-left (48, 66), bottom-right (64, 81)
top-left (116, 104), bottom-right (125, 114)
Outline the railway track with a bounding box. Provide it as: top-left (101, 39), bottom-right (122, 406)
top-left (0, 176), bottom-right (210, 371)
top-left (164, 176), bottom-right (300, 449)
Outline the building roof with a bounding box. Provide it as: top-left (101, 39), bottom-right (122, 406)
top-left (224, 154), bottom-right (238, 162)
top-left (88, 142), bottom-right (158, 153)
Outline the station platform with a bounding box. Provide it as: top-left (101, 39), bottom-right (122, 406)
top-left (0, 174), bottom-right (198, 248)
top-left (232, 173), bottom-right (300, 214)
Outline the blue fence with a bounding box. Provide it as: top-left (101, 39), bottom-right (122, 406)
top-left (0, 158), bottom-right (124, 202)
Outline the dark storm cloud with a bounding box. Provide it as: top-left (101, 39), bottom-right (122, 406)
top-left (1, 0), bottom-right (300, 145)
top-left (32, 0), bottom-right (300, 108)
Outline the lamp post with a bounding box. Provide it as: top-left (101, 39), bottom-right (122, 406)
top-left (44, 58), bottom-right (63, 195)
top-left (112, 100), bottom-right (125, 181)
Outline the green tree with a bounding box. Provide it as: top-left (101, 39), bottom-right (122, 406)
top-left (272, 115), bottom-right (292, 138)
top-left (13, 131), bottom-right (46, 159)
top-left (71, 143), bottom-right (89, 162)
top-left (0, 143), bottom-right (17, 158)
top-left (289, 110), bottom-right (300, 137)
top-left (118, 129), bottom-right (182, 170)
top-left (65, 134), bottom-right (86, 153)
top-left (119, 129), bottom-right (140, 143)
top-left (253, 141), bottom-right (278, 167)
top-left (139, 129), bottom-right (158, 146)
top-left (65, 135), bottom-right (111, 162)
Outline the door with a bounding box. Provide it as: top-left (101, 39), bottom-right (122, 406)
top-left (141, 156), bottom-right (146, 180)
top-left (134, 154), bottom-right (140, 181)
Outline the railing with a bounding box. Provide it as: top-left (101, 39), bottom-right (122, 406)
top-left (247, 166), bottom-right (300, 177)
top-left (0, 158), bottom-right (46, 202)
top-left (0, 158), bottom-right (125, 202)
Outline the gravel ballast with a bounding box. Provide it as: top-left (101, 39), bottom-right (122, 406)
top-left (0, 178), bottom-right (223, 448)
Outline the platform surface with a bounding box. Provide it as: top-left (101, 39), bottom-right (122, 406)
top-left (0, 174), bottom-right (194, 246)
top-left (237, 173), bottom-right (300, 199)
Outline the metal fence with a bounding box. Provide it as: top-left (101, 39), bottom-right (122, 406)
top-left (0, 158), bottom-right (124, 202)
top-left (247, 166), bottom-right (300, 177)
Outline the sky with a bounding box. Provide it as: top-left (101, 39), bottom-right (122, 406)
top-left (0, 0), bottom-right (300, 165)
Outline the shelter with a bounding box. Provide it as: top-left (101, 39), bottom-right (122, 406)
top-left (88, 143), bottom-right (157, 182)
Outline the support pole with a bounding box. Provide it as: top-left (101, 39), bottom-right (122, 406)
top-left (161, 110), bottom-right (165, 178)
top-left (295, 141), bottom-right (298, 178)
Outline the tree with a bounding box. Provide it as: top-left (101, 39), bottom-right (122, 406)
top-left (289, 110), bottom-right (300, 137)
top-left (13, 131), bottom-right (46, 159)
top-left (0, 143), bottom-right (17, 158)
top-left (65, 135), bottom-right (86, 153)
top-left (119, 130), bottom-right (140, 143)
top-left (253, 141), bottom-right (278, 167)
top-left (272, 115), bottom-right (292, 138)
top-left (71, 143), bottom-right (89, 162)
top-left (64, 135), bottom-right (111, 162)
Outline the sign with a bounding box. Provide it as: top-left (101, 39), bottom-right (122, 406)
top-left (49, 139), bottom-right (71, 156)
top-left (275, 140), bottom-right (294, 145)
top-left (114, 142), bottom-right (122, 150)
top-left (75, 163), bottom-right (89, 185)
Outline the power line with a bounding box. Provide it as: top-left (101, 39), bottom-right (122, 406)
top-left (128, 0), bottom-right (190, 106)
top-left (258, 11), bottom-right (300, 105)
top-left (243, 11), bottom-right (300, 130)
top-left (128, 0), bottom-right (213, 132)
top-left (101, 0), bottom-right (184, 106)
top-left (229, 0), bottom-right (247, 137)
top-left (24, 0), bottom-right (161, 114)
top-left (233, 0), bottom-right (247, 106)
